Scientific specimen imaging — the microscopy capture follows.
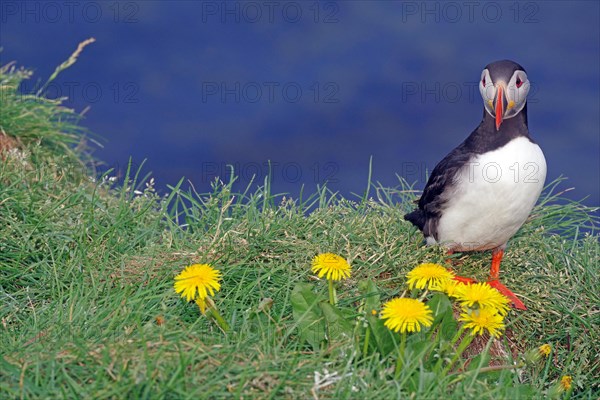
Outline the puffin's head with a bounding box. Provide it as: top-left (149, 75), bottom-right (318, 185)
top-left (479, 60), bottom-right (530, 131)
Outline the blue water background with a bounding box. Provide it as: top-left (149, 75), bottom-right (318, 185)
top-left (1, 1), bottom-right (598, 208)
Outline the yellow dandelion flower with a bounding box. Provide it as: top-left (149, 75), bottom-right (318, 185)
top-left (459, 307), bottom-right (505, 338)
top-left (174, 264), bottom-right (222, 302)
top-left (406, 263), bottom-right (454, 290)
top-left (560, 375), bottom-right (572, 391)
top-left (380, 298), bottom-right (433, 333)
top-left (311, 253), bottom-right (351, 281)
top-left (525, 343), bottom-right (552, 364)
top-left (455, 282), bottom-right (511, 315)
top-left (539, 343), bottom-right (552, 357)
top-left (549, 374), bottom-right (575, 397)
top-left (436, 278), bottom-right (465, 297)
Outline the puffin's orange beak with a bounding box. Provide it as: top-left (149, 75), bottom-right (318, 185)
top-left (495, 85), bottom-right (504, 131)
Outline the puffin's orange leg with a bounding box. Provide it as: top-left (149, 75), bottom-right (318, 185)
top-left (487, 248), bottom-right (527, 310)
top-left (445, 250), bottom-right (477, 284)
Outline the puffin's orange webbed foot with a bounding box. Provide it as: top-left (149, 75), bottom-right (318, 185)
top-left (445, 250), bottom-right (477, 284)
top-left (452, 275), bottom-right (477, 284)
top-left (487, 279), bottom-right (527, 310)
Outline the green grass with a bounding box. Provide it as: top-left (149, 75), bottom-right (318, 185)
top-left (1, 59), bottom-right (599, 399)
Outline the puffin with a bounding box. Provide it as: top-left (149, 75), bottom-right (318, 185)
top-left (404, 60), bottom-right (547, 310)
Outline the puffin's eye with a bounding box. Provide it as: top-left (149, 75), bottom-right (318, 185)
top-left (482, 76), bottom-right (486, 86)
top-left (516, 77), bottom-right (523, 88)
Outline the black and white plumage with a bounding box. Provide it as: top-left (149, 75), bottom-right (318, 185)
top-left (405, 60), bottom-right (547, 309)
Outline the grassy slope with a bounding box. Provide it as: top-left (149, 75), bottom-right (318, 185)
top-left (1, 63), bottom-right (598, 399)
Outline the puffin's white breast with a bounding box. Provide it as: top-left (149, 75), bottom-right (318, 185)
top-left (434, 136), bottom-right (546, 251)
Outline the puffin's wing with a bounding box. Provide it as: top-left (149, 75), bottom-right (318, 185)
top-left (404, 143), bottom-right (473, 235)
top-left (420, 146), bottom-right (473, 210)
